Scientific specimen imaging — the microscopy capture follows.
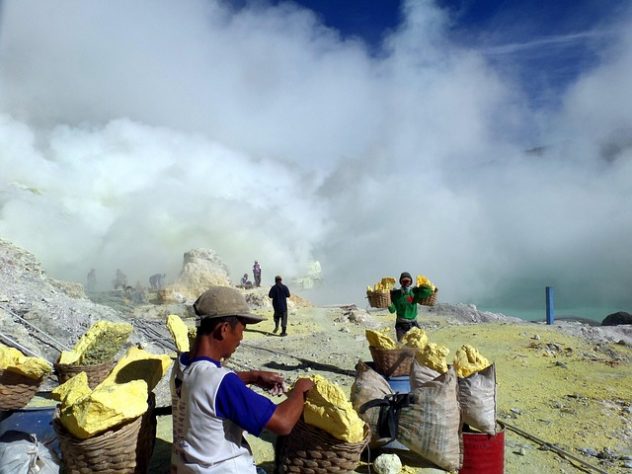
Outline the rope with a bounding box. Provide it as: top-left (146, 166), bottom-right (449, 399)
top-left (500, 419), bottom-right (610, 474)
top-left (0, 303), bottom-right (70, 351)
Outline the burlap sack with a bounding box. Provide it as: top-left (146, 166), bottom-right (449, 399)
top-left (350, 360), bottom-right (393, 447)
top-left (398, 367), bottom-right (462, 472)
top-left (410, 359), bottom-right (442, 390)
top-left (458, 363), bottom-right (497, 434)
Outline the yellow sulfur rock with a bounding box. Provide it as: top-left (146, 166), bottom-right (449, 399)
top-left (51, 372), bottom-right (92, 406)
top-left (166, 314), bottom-right (191, 352)
top-left (366, 328), bottom-right (398, 350)
top-left (59, 380), bottom-right (149, 439)
top-left (417, 342), bottom-right (450, 373)
top-left (416, 274), bottom-right (436, 291)
top-left (0, 344), bottom-right (52, 379)
top-left (454, 344), bottom-right (490, 378)
top-left (98, 346), bottom-right (172, 392)
top-left (302, 374), bottom-right (365, 443)
top-left (59, 321), bottom-right (133, 365)
top-left (367, 277), bottom-right (397, 294)
top-left (400, 327), bottom-right (428, 351)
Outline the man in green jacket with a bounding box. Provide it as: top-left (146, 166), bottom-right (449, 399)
top-left (388, 272), bottom-right (434, 341)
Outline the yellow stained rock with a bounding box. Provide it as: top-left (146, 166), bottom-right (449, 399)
top-left (302, 374), bottom-right (365, 443)
top-left (417, 342), bottom-right (450, 373)
top-left (0, 344), bottom-right (52, 379)
top-left (59, 380), bottom-right (149, 439)
top-left (51, 372), bottom-right (91, 406)
top-left (454, 344), bottom-right (490, 378)
top-left (59, 321), bottom-right (133, 365)
top-left (97, 346), bottom-right (172, 392)
top-left (366, 328), bottom-right (397, 350)
top-left (166, 314), bottom-right (191, 352)
top-left (400, 327), bottom-right (428, 351)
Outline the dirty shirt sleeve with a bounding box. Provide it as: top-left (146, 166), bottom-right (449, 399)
top-left (215, 372), bottom-right (276, 436)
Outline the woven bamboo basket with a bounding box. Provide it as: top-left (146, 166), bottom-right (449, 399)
top-left (369, 346), bottom-right (416, 378)
top-left (54, 393), bottom-right (156, 474)
top-left (0, 369), bottom-right (43, 410)
top-left (418, 288), bottom-right (439, 306)
top-left (276, 419), bottom-right (370, 473)
top-left (367, 291), bottom-right (391, 309)
top-left (54, 360), bottom-right (115, 389)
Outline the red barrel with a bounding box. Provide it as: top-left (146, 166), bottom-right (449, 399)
top-left (459, 427), bottom-right (505, 474)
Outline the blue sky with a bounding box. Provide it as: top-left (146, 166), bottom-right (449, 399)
top-left (290, 0), bottom-right (628, 107)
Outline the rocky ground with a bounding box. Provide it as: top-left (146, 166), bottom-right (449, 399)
top-left (2, 237), bottom-right (631, 473)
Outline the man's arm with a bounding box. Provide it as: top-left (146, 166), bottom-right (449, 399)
top-left (284, 285), bottom-right (290, 297)
top-left (265, 378), bottom-right (314, 435)
top-left (237, 370), bottom-right (283, 390)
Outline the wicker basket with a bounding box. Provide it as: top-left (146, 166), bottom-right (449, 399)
top-left (276, 418), bottom-right (370, 473)
top-left (367, 291), bottom-right (391, 309)
top-left (418, 288), bottom-right (439, 306)
top-left (54, 360), bottom-right (115, 389)
top-left (0, 369), bottom-right (43, 410)
top-left (369, 346), bottom-right (416, 378)
top-left (54, 393), bottom-right (156, 474)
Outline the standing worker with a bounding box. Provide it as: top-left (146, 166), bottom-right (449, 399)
top-left (268, 275), bottom-right (290, 336)
top-left (389, 272), bottom-right (434, 341)
top-left (176, 286), bottom-right (314, 473)
top-left (253, 260), bottom-right (262, 287)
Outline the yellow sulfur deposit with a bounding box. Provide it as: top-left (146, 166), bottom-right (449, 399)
top-left (59, 321), bottom-right (133, 365)
top-left (366, 328), bottom-right (397, 350)
top-left (0, 344), bottom-right (52, 379)
top-left (417, 342), bottom-right (450, 373)
top-left (367, 277), bottom-right (397, 294)
top-left (416, 274), bottom-right (436, 291)
top-left (454, 344), bottom-right (490, 378)
top-left (166, 314), bottom-right (191, 352)
top-left (400, 327), bottom-right (428, 351)
top-left (59, 380), bottom-right (149, 439)
top-left (97, 346), bottom-right (172, 392)
top-left (302, 374), bottom-right (365, 443)
top-left (51, 372), bottom-right (92, 406)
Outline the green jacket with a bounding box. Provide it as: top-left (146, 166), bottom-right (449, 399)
top-left (388, 285), bottom-right (434, 321)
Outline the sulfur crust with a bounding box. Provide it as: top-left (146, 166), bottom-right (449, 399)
top-left (400, 327), bottom-right (428, 351)
top-left (302, 374), bottom-right (365, 443)
top-left (166, 314), bottom-right (191, 353)
top-left (97, 346), bottom-right (172, 391)
top-left (417, 342), bottom-right (450, 373)
top-left (366, 328), bottom-right (398, 350)
top-left (0, 344), bottom-right (51, 379)
top-left (453, 344), bottom-right (490, 378)
top-left (58, 321), bottom-right (133, 365)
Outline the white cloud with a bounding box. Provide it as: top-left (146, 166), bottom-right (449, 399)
top-left (0, 0), bottom-right (631, 315)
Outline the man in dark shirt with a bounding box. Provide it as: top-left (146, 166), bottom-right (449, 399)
top-left (268, 275), bottom-right (290, 336)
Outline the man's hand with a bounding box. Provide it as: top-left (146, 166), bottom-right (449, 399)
top-left (290, 378), bottom-right (315, 399)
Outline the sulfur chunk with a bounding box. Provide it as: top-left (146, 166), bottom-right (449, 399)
top-left (417, 342), bottom-right (450, 373)
top-left (400, 327), bottom-right (428, 351)
top-left (51, 372), bottom-right (92, 406)
top-left (373, 453), bottom-right (402, 474)
top-left (367, 277), bottom-right (397, 293)
top-left (97, 346), bottom-right (172, 392)
top-left (0, 344), bottom-right (52, 379)
top-left (166, 314), bottom-right (191, 352)
top-left (59, 380), bottom-right (149, 439)
top-left (416, 275), bottom-right (436, 291)
top-left (453, 344), bottom-right (490, 378)
top-left (366, 328), bottom-right (397, 350)
top-left (302, 374), bottom-right (365, 443)
top-left (59, 321), bottom-right (133, 366)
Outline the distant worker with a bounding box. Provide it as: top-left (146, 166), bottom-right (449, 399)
top-left (149, 273), bottom-right (166, 291)
top-left (113, 268), bottom-right (128, 290)
top-left (388, 272), bottom-right (434, 341)
top-left (176, 286), bottom-right (314, 473)
top-left (86, 268), bottom-right (96, 292)
top-left (240, 273), bottom-right (253, 290)
top-left (268, 275), bottom-right (290, 336)
top-left (252, 260), bottom-right (262, 288)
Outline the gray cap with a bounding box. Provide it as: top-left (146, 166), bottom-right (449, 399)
top-left (193, 286), bottom-right (265, 324)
